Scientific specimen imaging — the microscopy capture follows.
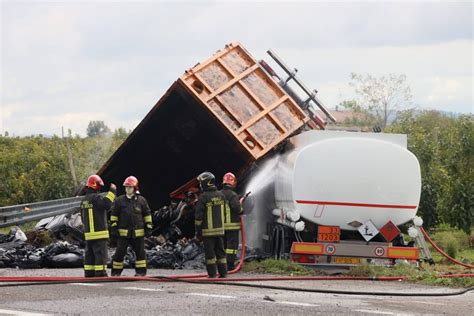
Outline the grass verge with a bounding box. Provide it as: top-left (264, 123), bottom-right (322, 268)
top-left (242, 259), bottom-right (318, 276)
top-left (242, 259), bottom-right (473, 288)
top-left (348, 263), bottom-right (474, 288)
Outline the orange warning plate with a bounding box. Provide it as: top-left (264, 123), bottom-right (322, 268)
top-left (317, 225), bottom-right (340, 242)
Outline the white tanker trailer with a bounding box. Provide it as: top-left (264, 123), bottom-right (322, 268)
top-left (244, 130), bottom-right (430, 265)
top-left (275, 130), bottom-right (421, 230)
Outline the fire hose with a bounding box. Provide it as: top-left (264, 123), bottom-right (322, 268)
top-left (0, 274), bottom-right (472, 297)
top-left (0, 218), bottom-right (473, 297)
top-left (420, 227), bottom-right (474, 269)
top-left (0, 214), bottom-right (472, 295)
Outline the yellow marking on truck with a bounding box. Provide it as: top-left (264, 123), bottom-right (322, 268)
top-left (292, 243), bottom-right (324, 254)
top-left (387, 247), bottom-right (418, 259)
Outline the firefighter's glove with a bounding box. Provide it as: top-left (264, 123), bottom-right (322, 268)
top-left (109, 183), bottom-right (117, 194)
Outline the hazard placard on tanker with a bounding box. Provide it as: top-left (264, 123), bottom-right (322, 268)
top-left (317, 225), bottom-right (340, 242)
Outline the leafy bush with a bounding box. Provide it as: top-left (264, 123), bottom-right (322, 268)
top-left (431, 229), bottom-right (469, 258)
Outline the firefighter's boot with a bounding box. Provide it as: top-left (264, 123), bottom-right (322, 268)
top-left (217, 258), bottom-right (228, 278)
top-left (206, 259), bottom-right (217, 278)
top-left (111, 261), bottom-right (123, 276)
top-left (84, 269), bottom-right (95, 278)
top-left (134, 259), bottom-right (147, 276)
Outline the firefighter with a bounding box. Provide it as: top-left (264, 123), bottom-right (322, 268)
top-left (110, 176), bottom-right (152, 276)
top-left (195, 171), bottom-right (227, 278)
top-left (81, 175), bottom-right (116, 277)
top-left (220, 172), bottom-right (243, 270)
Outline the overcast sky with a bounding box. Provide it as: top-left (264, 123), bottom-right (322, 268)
top-left (1, 0), bottom-right (472, 136)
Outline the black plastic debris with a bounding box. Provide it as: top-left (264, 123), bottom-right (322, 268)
top-left (37, 213), bottom-right (84, 246)
top-left (0, 209), bottom-right (227, 270)
top-left (151, 201), bottom-right (195, 239)
top-left (43, 241), bottom-right (84, 268)
top-left (239, 246), bottom-right (270, 263)
top-left (147, 243), bottom-right (184, 269)
top-left (181, 253), bottom-right (206, 270)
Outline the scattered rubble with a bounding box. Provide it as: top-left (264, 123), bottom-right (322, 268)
top-left (0, 199), bottom-right (268, 270)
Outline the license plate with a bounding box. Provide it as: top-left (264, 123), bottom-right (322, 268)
top-left (334, 257), bottom-right (361, 264)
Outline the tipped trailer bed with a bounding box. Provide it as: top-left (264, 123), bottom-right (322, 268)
top-left (97, 43), bottom-right (310, 209)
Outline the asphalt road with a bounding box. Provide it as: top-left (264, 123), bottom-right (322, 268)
top-left (0, 269), bottom-right (472, 315)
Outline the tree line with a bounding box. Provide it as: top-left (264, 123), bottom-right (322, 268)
top-left (0, 122), bottom-right (129, 206)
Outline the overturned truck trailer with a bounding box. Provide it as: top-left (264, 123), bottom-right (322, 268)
top-left (98, 43), bottom-right (319, 210)
top-left (97, 42), bottom-right (426, 265)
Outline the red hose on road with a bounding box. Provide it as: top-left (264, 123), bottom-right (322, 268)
top-left (420, 227), bottom-right (474, 269)
top-left (0, 273), bottom-right (472, 284)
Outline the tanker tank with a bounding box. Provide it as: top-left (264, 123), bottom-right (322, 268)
top-left (275, 130), bottom-right (421, 230)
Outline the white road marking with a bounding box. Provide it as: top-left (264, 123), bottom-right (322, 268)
top-left (354, 310), bottom-right (394, 315)
top-left (271, 301), bottom-right (320, 307)
top-left (0, 309), bottom-right (52, 316)
top-left (410, 300), bottom-right (445, 306)
top-left (186, 293), bottom-right (236, 299)
top-left (70, 283), bottom-right (104, 287)
top-left (121, 286), bottom-right (164, 292)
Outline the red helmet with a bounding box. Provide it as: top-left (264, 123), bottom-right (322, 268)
top-left (223, 172), bottom-right (237, 187)
top-left (87, 175), bottom-right (104, 190)
top-left (123, 176), bottom-right (139, 188)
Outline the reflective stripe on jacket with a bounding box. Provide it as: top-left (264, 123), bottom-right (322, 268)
top-left (195, 186), bottom-right (226, 237)
top-left (110, 194), bottom-right (152, 238)
top-left (81, 189), bottom-right (115, 241)
top-left (221, 185), bottom-right (242, 231)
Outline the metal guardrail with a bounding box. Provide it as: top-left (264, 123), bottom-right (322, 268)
top-left (0, 196), bottom-right (83, 228)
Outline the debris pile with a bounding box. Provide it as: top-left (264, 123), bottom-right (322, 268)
top-left (0, 208), bottom-right (208, 270)
top-left (0, 200), bottom-right (267, 270)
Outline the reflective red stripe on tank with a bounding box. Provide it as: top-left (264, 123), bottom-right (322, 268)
top-left (295, 200), bottom-right (417, 209)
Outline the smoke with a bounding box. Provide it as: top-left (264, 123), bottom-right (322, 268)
top-left (243, 155), bottom-right (280, 250)
top-left (75, 134), bottom-right (119, 185)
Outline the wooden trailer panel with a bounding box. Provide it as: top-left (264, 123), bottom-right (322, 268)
top-left (180, 43), bottom-right (308, 159)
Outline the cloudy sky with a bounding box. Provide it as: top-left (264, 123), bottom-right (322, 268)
top-left (1, 0), bottom-right (472, 136)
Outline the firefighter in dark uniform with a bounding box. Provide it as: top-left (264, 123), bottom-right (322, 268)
top-left (81, 175), bottom-right (116, 277)
top-left (220, 172), bottom-right (243, 270)
top-left (195, 172), bottom-right (227, 278)
top-left (110, 176), bottom-right (153, 276)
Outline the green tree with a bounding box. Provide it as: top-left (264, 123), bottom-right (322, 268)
top-left (113, 127), bottom-right (129, 141)
top-left (0, 135), bottom-right (74, 205)
top-left (0, 126), bottom-right (130, 206)
top-left (86, 121), bottom-right (111, 137)
top-left (388, 111), bottom-right (473, 233)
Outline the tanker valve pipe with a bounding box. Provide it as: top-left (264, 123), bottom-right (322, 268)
top-left (272, 208), bottom-right (300, 222)
top-left (276, 218), bottom-right (305, 231)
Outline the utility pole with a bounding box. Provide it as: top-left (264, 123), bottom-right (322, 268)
top-left (62, 126), bottom-right (78, 187)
